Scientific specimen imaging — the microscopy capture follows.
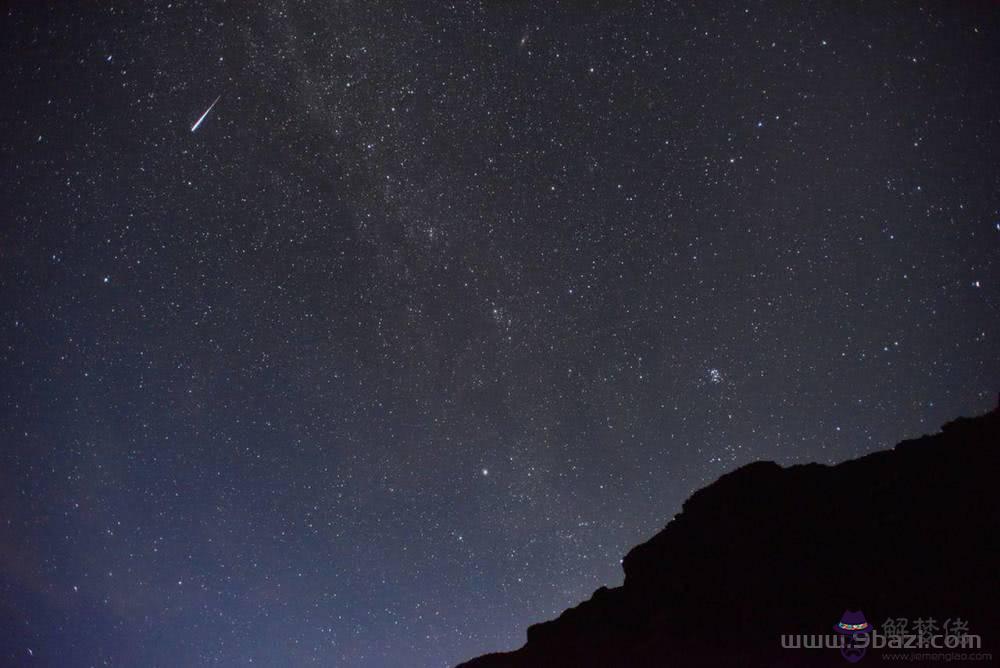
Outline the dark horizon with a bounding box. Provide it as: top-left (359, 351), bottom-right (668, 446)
top-left (458, 402), bottom-right (1000, 667)
top-left (1, 2), bottom-right (997, 666)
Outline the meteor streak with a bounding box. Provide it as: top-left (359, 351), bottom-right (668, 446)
top-left (190, 95), bottom-right (221, 133)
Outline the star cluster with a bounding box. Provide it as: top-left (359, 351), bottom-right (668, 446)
top-left (1, 2), bottom-right (997, 666)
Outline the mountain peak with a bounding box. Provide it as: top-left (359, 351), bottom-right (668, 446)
top-left (459, 406), bottom-right (1000, 667)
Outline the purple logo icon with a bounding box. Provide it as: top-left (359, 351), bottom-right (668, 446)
top-left (834, 610), bottom-right (875, 662)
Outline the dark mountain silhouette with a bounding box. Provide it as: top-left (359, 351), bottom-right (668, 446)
top-left (458, 401), bottom-right (1000, 667)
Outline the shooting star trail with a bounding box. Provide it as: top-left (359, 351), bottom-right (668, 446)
top-left (190, 95), bottom-right (222, 133)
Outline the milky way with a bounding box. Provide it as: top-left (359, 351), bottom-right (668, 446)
top-left (1, 2), bottom-right (997, 666)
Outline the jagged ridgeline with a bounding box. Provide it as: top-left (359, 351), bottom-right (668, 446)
top-left (459, 403), bottom-right (1000, 668)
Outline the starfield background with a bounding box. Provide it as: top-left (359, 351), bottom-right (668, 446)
top-left (1, 2), bottom-right (997, 667)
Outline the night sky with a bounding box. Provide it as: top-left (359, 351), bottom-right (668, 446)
top-left (1, 2), bottom-right (998, 666)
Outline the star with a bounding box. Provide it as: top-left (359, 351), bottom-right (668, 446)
top-left (2, 3), bottom-right (995, 667)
